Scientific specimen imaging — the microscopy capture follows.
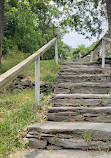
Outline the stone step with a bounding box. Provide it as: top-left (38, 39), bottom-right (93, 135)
top-left (57, 74), bottom-right (111, 83)
top-left (60, 68), bottom-right (103, 75)
top-left (27, 122), bottom-right (111, 150)
top-left (52, 94), bottom-right (111, 107)
top-left (61, 62), bottom-right (97, 66)
top-left (61, 62), bottom-right (111, 67)
top-left (47, 107), bottom-right (111, 123)
top-left (60, 65), bottom-right (102, 69)
top-left (55, 82), bottom-right (111, 94)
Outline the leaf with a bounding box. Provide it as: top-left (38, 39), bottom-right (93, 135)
top-left (0, 113), bottom-right (3, 117)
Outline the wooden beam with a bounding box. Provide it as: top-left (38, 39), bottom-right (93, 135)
top-left (0, 38), bottom-right (57, 89)
top-left (81, 39), bottom-right (102, 58)
top-left (81, 37), bottom-right (111, 59)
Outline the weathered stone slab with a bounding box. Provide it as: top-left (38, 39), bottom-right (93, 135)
top-left (47, 106), bottom-right (111, 113)
top-left (52, 94), bottom-right (111, 107)
top-left (58, 74), bottom-right (111, 83)
top-left (47, 145), bottom-right (62, 150)
top-left (29, 138), bottom-right (47, 149)
top-left (22, 149), bottom-right (111, 158)
top-left (47, 138), bottom-right (111, 150)
top-left (47, 107), bottom-right (111, 122)
top-left (61, 62), bottom-right (97, 65)
top-left (60, 68), bottom-right (102, 75)
top-left (58, 82), bottom-right (111, 88)
top-left (27, 122), bottom-right (111, 141)
top-left (53, 94), bottom-right (111, 99)
top-left (55, 82), bottom-right (111, 94)
top-left (26, 61), bottom-right (111, 151)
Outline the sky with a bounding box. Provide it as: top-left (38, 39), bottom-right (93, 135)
top-left (62, 32), bottom-right (98, 49)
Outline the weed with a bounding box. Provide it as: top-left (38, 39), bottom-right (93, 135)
top-left (70, 87), bottom-right (75, 93)
top-left (75, 117), bottom-right (81, 121)
top-left (40, 93), bottom-right (45, 101)
top-left (76, 110), bottom-right (82, 114)
top-left (50, 136), bottom-right (57, 145)
top-left (96, 145), bottom-right (101, 152)
top-left (99, 97), bottom-right (105, 103)
top-left (42, 73), bottom-right (57, 83)
top-left (84, 131), bottom-right (92, 143)
top-left (102, 70), bottom-right (108, 75)
top-left (49, 103), bottom-right (54, 107)
top-left (83, 78), bottom-right (91, 82)
top-left (62, 120), bottom-right (67, 122)
top-left (44, 117), bottom-right (48, 121)
top-left (76, 104), bottom-right (84, 107)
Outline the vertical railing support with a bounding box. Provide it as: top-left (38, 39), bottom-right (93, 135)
top-left (102, 39), bottom-right (105, 68)
top-left (35, 56), bottom-right (40, 108)
top-left (78, 56), bottom-right (80, 62)
top-left (55, 39), bottom-right (58, 64)
top-left (90, 51), bottom-right (93, 62)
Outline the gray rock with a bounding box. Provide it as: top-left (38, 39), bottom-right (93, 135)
top-left (29, 138), bottom-right (47, 149)
top-left (47, 145), bottom-right (62, 150)
top-left (48, 138), bottom-right (111, 150)
top-left (17, 74), bottom-right (26, 79)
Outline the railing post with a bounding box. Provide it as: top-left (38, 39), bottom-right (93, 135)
top-left (55, 39), bottom-right (58, 64)
top-left (102, 39), bottom-right (105, 68)
top-left (35, 56), bottom-right (40, 108)
top-left (90, 51), bottom-right (93, 62)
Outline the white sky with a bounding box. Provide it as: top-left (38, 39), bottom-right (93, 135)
top-left (62, 32), bottom-right (98, 48)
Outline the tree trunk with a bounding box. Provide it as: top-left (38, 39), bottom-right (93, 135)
top-left (0, 0), bottom-right (5, 66)
top-left (106, 0), bottom-right (111, 38)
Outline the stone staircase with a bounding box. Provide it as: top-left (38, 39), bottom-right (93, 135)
top-left (26, 62), bottom-right (111, 151)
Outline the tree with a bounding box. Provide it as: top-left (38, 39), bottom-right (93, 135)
top-left (53, 0), bottom-right (111, 37)
top-left (0, 0), bottom-right (5, 65)
top-left (106, 0), bottom-right (111, 37)
top-left (1, 0), bottom-right (111, 64)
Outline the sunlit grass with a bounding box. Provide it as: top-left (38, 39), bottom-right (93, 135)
top-left (0, 52), bottom-right (60, 158)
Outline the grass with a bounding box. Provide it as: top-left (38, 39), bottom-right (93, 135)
top-left (0, 51), bottom-right (60, 81)
top-left (84, 131), bottom-right (92, 143)
top-left (0, 51), bottom-right (60, 158)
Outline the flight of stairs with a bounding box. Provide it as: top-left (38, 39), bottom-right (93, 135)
top-left (26, 62), bottom-right (111, 151)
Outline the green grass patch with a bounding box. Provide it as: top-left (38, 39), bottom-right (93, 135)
top-left (0, 52), bottom-right (60, 157)
top-left (0, 51), bottom-right (60, 82)
top-left (0, 51), bottom-right (29, 75)
top-left (0, 89), bottom-right (39, 158)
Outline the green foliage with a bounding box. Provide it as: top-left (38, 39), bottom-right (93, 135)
top-left (53, 0), bottom-right (106, 38)
top-left (0, 51), bottom-right (28, 75)
top-left (2, 0), bottom-right (107, 61)
top-left (84, 131), bottom-right (92, 143)
top-left (0, 101), bottom-right (39, 157)
top-left (99, 97), bottom-right (105, 103)
top-left (3, 0), bottom-right (65, 58)
top-left (42, 73), bottom-right (57, 82)
top-left (66, 41), bottom-right (97, 61)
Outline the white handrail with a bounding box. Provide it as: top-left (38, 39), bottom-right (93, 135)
top-left (0, 38), bottom-right (58, 107)
top-left (81, 36), bottom-right (111, 67)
